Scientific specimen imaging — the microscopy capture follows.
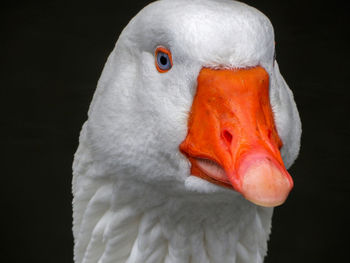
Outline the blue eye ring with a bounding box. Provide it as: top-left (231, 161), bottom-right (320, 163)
top-left (155, 46), bottom-right (173, 73)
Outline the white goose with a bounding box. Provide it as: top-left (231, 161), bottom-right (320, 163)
top-left (72, 0), bottom-right (302, 262)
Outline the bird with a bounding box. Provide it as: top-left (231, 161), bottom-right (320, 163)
top-left (72, 0), bottom-right (302, 262)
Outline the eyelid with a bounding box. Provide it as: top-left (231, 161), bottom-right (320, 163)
top-left (155, 46), bottom-right (173, 73)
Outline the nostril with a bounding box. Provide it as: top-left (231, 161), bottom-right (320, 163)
top-left (222, 130), bottom-right (233, 145)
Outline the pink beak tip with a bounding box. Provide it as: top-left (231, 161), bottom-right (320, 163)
top-left (239, 159), bottom-right (293, 207)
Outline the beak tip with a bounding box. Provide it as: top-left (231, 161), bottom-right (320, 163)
top-left (239, 160), bottom-right (293, 207)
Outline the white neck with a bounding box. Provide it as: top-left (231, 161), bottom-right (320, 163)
top-left (73, 135), bottom-right (273, 263)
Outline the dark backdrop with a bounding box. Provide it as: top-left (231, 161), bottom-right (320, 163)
top-left (2, 0), bottom-right (349, 262)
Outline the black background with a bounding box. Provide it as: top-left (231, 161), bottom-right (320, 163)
top-left (2, 0), bottom-right (349, 262)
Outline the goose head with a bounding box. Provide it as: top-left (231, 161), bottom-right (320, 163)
top-left (84, 0), bottom-right (301, 207)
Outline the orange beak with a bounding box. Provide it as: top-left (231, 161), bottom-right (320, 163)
top-left (180, 66), bottom-right (293, 207)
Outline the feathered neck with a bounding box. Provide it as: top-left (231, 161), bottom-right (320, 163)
top-left (72, 128), bottom-right (274, 263)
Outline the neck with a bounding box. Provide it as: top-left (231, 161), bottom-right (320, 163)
top-left (73, 138), bottom-right (273, 263)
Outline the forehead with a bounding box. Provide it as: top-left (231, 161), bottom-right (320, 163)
top-left (132, 0), bottom-right (274, 67)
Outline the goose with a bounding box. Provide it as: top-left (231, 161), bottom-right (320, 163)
top-left (72, 0), bottom-right (302, 262)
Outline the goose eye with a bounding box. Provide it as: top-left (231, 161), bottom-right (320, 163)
top-left (155, 47), bottom-right (172, 73)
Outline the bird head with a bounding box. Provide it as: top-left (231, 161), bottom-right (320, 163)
top-left (84, 0), bottom-right (301, 207)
